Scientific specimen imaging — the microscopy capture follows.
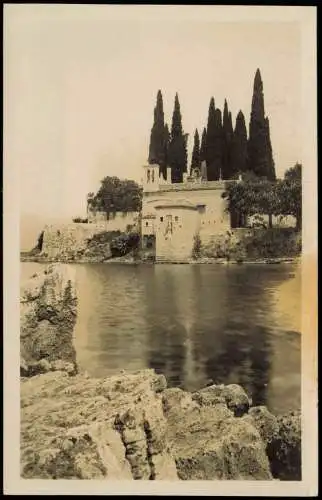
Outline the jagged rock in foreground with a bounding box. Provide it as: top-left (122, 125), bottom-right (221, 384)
top-left (266, 410), bottom-right (302, 481)
top-left (192, 383), bottom-right (251, 416)
top-left (21, 369), bottom-right (177, 480)
top-left (162, 388), bottom-right (271, 480)
top-left (20, 264), bottom-right (301, 481)
top-left (243, 406), bottom-right (301, 481)
top-left (20, 264), bottom-right (78, 376)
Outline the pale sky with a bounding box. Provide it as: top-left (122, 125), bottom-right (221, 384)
top-left (5, 5), bottom-right (304, 220)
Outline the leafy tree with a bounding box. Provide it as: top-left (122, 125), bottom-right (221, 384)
top-left (284, 162), bottom-right (302, 181)
top-left (190, 128), bottom-right (201, 174)
top-left (223, 164), bottom-right (302, 231)
top-left (148, 90), bottom-right (168, 179)
top-left (222, 177), bottom-right (279, 228)
top-left (248, 69), bottom-right (276, 180)
top-left (275, 163), bottom-right (302, 230)
top-left (168, 93), bottom-right (188, 183)
top-left (88, 176), bottom-right (142, 216)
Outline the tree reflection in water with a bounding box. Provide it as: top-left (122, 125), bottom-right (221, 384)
top-left (144, 263), bottom-right (299, 411)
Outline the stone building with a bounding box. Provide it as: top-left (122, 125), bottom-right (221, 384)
top-left (141, 163), bottom-right (233, 262)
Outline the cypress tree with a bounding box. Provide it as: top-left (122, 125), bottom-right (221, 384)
top-left (222, 100), bottom-right (234, 179)
top-left (231, 110), bottom-right (248, 177)
top-left (163, 123), bottom-right (170, 180)
top-left (199, 127), bottom-right (207, 163)
top-left (168, 93), bottom-right (187, 183)
top-left (214, 108), bottom-right (224, 180)
top-left (190, 129), bottom-right (201, 174)
top-left (205, 97), bottom-right (217, 180)
top-left (248, 69), bottom-right (276, 180)
top-left (148, 90), bottom-right (168, 178)
top-left (206, 98), bottom-right (223, 181)
top-left (264, 117), bottom-right (276, 180)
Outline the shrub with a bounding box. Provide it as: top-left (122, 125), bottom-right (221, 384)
top-left (192, 233), bottom-right (202, 259)
top-left (87, 230), bottom-right (121, 246)
top-left (243, 228), bottom-right (301, 259)
top-left (110, 232), bottom-right (140, 257)
top-left (72, 217), bottom-right (88, 223)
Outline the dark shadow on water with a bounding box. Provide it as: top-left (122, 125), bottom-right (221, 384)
top-left (143, 264), bottom-right (300, 411)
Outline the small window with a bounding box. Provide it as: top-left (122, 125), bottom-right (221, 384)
top-left (146, 221), bottom-right (149, 227)
top-left (175, 216), bottom-right (179, 222)
top-left (160, 216), bottom-right (163, 222)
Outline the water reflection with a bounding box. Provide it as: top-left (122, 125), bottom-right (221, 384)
top-left (20, 262), bottom-right (301, 415)
top-left (143, 264), bottom-right (300, 412)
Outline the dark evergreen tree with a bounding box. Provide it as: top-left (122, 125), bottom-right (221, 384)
top-left (230, 110), bottom-right (248, 177)
top-left (264, 117), bottom-right (276, 180)
top-left (222, 100), bottom-right (234, 179)
top-left (205, 98), bottom-right (222, 180)
top-left (199, 127), bottom-right (207, 164)
top-left (205, 97), bottom-right (216, 180)
top-left (228, 112), bottom-right (233, 134)
top-left (163, 123), bottom-right (170, 179)
top-left (148, 90), bottom-right (168, 179)
top-left (168, 93), bottom-right (187, 183)
top-left (247, 69), bottom-right (276, 180)
top-left (190, 129), bottom-right (201, 174)
top-left (214, 108), bottom-right (224, 180)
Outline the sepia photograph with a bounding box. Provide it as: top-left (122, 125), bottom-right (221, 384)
top-left (3, 4), bottom-right (317, 496)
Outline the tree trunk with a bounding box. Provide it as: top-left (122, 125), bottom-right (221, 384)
top-left (268, 213), bottom-right (273, 229)
top-left (296, 215), bottom-right (302, 232)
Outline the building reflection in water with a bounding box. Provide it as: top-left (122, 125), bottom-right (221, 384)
top-left (143, 264), bottom-right (299, 411)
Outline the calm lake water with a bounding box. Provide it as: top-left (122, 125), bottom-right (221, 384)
top-left (21, 262), bottom-right (301, 415)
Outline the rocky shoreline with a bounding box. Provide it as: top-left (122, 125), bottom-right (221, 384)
top-left (20, 264), bottom-right (301, 480)
top-left (20, 253), bottom-right (299, 266)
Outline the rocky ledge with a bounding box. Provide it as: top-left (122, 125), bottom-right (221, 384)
top-left (20, 264), bottom-right (301, 480)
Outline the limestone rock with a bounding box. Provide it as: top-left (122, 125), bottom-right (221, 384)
top-left (20, 264), bottom-right (77, 372)
top-left (21, 369), bottom-right (178, 480)
top-left (266, 410), bottom-right (301, 480)
top-left (166, 396), bottom-right (272, 480)
top-left (162, 387), bottom-right (199, 418)
top-left (193, 383), bottom-right (251, 416)
top-left (21, 358), bottom-right (77, 377)
top-left (243, 406), bottom-right (279, 446)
